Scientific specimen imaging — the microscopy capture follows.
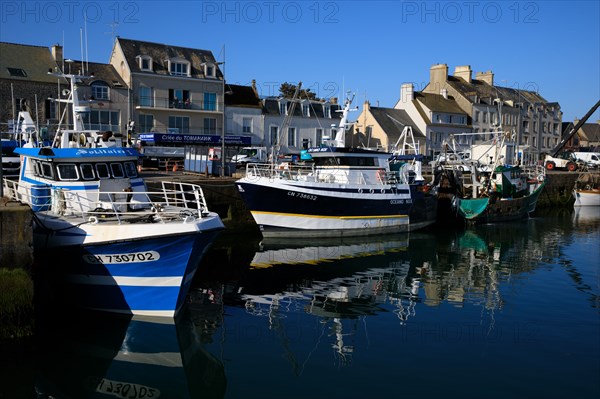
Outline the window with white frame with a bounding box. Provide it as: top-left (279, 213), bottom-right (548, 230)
top-left (139, 86), bottom-right (153, 107)
top-left (91, 81), bottom-right (109, 101)
top-left (279, 101), bottom-right (287, 115)
top-left (139, 114), bottom-right (154, 132)
top-left (169, 60), bottom-right (190, 77)
top-left (287, 127), bottom-right (296, 147)
top-left (323, 105), bottom-right (330, 118)
top-left (82, 110), bottom-right (120, 131)
top-left (302, 103), bottom-right (310, 117)
top-left (203, 63), bottom-right (216, 78)
top-left (169, 116), bottom-right (190, 133)
top-left (204, 118), bottom-right (217, 134)
top-left (242, 118), bottom-right (252, 133)
top-left (204, 92), bottom-right (216, 111)
top-left (474, 110), bottom-right (480, 122)
top-left (139, 55), bottom-right (153, 71)
top-left (316, 128), bottom-right (323, 146)
top-left (270, 126), bottom-right (279, 145)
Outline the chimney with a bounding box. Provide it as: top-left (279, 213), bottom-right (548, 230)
top-left (251, 79), bottom-right (258, 96)
top-left (454, 65), bottom-right (472, 83)
top-left (476, 70), bottom-right (494, 85)
top-left (363, 100), bottom-right (370, 111)
top-left (429, 63), bottom-right (448, 86)
top-left (51, 44), bottom-right (63, 65)
top-left (400, 83), bottom-right (414, 103)
top-left (330, 97), bottom-right (338, 105)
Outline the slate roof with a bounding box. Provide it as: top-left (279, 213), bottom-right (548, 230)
top-left (65, 60), bottom-right (127, 88)
top-left (578, 122), bottom-right (600, 142)
top-left (368, 107), bottom-right (424, 143)
top-left (447, 76), bottom-right (548, 106)
top-left (115, 37), bottom-right (222, 79)
top-left (224, 84), bottom-right (261, 108)
top-left (0, 42), bottom-right (59, 83)
top-left (414, 91), bottom-right (467, 115)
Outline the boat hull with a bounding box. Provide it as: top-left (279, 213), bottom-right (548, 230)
top-left (236, 177), bottom-right (437, 237)
top-left (573, 189), bottom-right (600, 206)
top-left (457, 182), bottom-right (545, 224)
top-left (35, 230), bottom-right (221, 317)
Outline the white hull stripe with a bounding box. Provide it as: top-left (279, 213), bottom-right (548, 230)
top-left (66, 275), bottom-right (183, 287)
top-left (252, 211), bottom-right (408, 220)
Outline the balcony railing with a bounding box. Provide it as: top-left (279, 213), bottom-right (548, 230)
top-left (137, 96), bottom-right (222, 112)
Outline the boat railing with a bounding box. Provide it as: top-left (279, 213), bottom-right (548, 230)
top-left (245, 162), bottom-right (318, 181)
top-left (245, 163), bottom-right (405, 186)
top-left (521, 165), bottom-right (546, 182)
top-left (2, 178), bottom-right (211, 224)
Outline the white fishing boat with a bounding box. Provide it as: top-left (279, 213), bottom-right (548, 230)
top-left (2, 72), bottom-right (224, 317)
top-left (235, 93), bottom-right (437, 237)
top-left (573, 171), bottom-right (600, 207)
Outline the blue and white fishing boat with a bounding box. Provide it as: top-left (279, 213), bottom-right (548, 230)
top-left (235, 94), bottom-right (437, 237)
top-left (2, 72), bottom-right (224, 317)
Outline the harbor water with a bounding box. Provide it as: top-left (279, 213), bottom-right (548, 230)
top-left (2, 207), bottom-right (599, 398)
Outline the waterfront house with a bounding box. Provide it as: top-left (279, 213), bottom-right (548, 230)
top-left (261, 94), bottom-right (342, 155)
top-left (394, 82), bottom-right (470, 157)
top-left (109, 38), bottom-right (224, 137)
top-left (352, 101), bottom-right (425, 153)
top-left (224, 81), bottom-right (263, 145)
top-left (422, 64), bottom-right (562, 163)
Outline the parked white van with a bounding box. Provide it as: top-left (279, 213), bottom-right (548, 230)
top-left (573, 152), bottom-right (600, 168)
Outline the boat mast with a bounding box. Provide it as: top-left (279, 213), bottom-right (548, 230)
top-left (51, 71), bottom-right (91, 147)
top-left (328, 92), bottom-right (356, 148)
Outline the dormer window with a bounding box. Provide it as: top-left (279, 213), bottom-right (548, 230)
top-left (91, 81), bottom-right (109, 101)
top-left (302, 102), bottom-right (310, 117)
top-left (169, 58), bottom-right (190, 77)
top-left (138, 55), bottom-right (153, 71)
top-left (203, 62), bottom-right (216, 78)
top-left (279, 101), bottom-right (287, 115)
top-left (323, 105), bottom-right (330, 118)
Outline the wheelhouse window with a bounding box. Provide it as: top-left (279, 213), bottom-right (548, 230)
top-left (96, 163), bottom-right (110, 179)
top-left (39, 162), bottom-right (54, 179)
top-left (124, 162), bottom-right (137, 177)
top-left (91, 81), bottom-right (109, 101)
top-left (80, 164), bottom-right (95, 180)
top-left (110, 163), bottom-right (125, 178)
top-left (56, 164), bottom-right (79, 181)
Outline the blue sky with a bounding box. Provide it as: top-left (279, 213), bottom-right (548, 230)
top-left (1, 0), bottom-right (599, 122)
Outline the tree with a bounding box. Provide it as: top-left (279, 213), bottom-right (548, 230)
top-left (279, 82), bottom-right (319, 100)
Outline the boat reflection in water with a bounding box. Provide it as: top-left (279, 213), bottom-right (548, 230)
top-left (192, 209), bottom-right (599, 371)
top-left (35, 310), bottom-right (226, 399)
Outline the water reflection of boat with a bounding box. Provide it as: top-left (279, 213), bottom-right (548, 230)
top-left (250, 234), bottom-right (410, 268)
top-left (573, 206), bottom-right (600, 224)
top-left (35, 311), bottom-right (226, 399)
